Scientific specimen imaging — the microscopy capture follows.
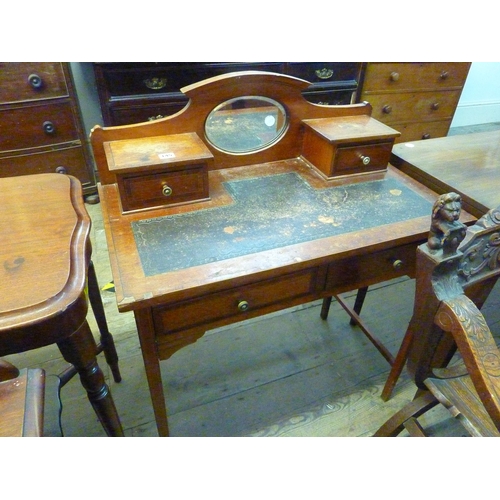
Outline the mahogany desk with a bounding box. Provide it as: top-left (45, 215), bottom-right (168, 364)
top-left (0, 174), bottom-right (123, 436)
top-left (390, 130), bottom-right (500, 217)
top-left (98, 161), bottom-right (470, 436)
top-left (91, 71), bottom-right (478, 436)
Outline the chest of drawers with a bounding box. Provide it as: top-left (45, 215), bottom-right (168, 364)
top-left (359, 62), bottom-right (471, 143)
top-left (93, 62), bottom-right (364, 126)
top-left (0, 63), bottom-right (97, 199)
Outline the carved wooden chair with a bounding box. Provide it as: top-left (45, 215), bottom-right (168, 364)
top-left (374, 195), bottom-right (500, 436)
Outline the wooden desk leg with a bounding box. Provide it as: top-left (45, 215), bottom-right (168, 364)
top-left (87, 261), bottom-right (122, 383)
top-left (57, 320), bottom-right (124, 437)
top-left (135, 308), bottom-right (170, 437)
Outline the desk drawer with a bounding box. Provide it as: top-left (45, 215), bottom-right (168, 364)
top-left (325, 242), bottom-right (419, 292)
top-left (333, 141), bottom-right (393, 174)
top-left (118, 165), bottom-right (209, 212)
top-left (367, 90), bottom-right (462, 124)
top-left (153, 268), bottom-right (320, 337)
top-left (0, 101), bottom-right (78, 151)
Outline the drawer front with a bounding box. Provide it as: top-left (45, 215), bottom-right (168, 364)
top-left (0, 62), bottom-right (68, 103)
top-left (98, 62), bottom-right (283, 97)
top-left (0, 101), bottom-right (78, 151)
top-left (0, 146), bottom-right (93, 185)
top-left (109, 99), bottom-right (188, 125)
top-left (367, 90), bottom-right (462, 124)
top-left (325, 242), bottom-right (419, 292)
top-left (302, 89), bottom-right (356, 106)
top-left (287, 62), bottom-right (361, 85)
top-left (362, 62), bottom-right (470, 92)
top-left (153, 268), bottom-right (320, 336)
top-left (393, 120), bottom-right (451, 143)
top-left (119, 165), bottom-right (208, 211)
top-left (334, 142), bottom-right (393, 174)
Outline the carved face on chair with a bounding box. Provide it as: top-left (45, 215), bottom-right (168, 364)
top-left (438, 195), bottom-right (461, 223)
top-left (428, 192), bottom-right (466, 251)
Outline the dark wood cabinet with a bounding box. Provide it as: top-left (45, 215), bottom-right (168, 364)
top-left (0, 62), bottom-right (97, 198)
top-left (93, 62), bottom-right (364, 126)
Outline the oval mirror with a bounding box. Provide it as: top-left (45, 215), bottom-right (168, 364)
top-left (205, 96), bottom-right (287, 154)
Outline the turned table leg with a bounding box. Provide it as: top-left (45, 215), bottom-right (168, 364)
top-left (58, 320), bottom-right (124, 437)
top-left (87, 260), bottom-right (122, 383)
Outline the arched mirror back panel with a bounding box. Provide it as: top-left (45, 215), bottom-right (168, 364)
top-left (91, 71), bottom-right (372, 186)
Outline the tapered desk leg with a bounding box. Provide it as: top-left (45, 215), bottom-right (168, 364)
top-left (135, 308), bottom-right (170, 437)
top-left (58, 320), bottom-right (124, 437)
top-left (87, 260), bottom-right (122, 383)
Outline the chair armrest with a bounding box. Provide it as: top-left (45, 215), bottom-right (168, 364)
top-left (435, 294), bottom-right (500, 430)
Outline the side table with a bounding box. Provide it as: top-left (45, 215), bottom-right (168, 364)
top-left (0, 173), bottom-right (123, 436)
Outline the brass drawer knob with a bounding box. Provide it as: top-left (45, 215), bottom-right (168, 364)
top-left (28, 73), bottom-right (43, 89)
top-left (440, 71), bottom-right (449, 80)
top-left (162, 185), bottom-right (173, 197)
top-left (431, 102), bottom-right (440, 111)
top-left (55, 166), bottom-right (67, 174)
top-left (238, 300), bottom-right (249, 312)
top-left (422, 133), bottom-right (431, 140)
top-left (382, 105), bottom-right (392, 114)
top-left (392, 259), bottom-right (403, 270)
top-left (390, 72), bottom-right (400, 82)
top-left (360, 155), bottom-right (371, 166)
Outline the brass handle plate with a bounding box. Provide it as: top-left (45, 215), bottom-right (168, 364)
top-left (144, 77), bottom-right (167, 90)
top-left (162, 185), bottom-right (173, 197)
top-left (315, 68), bottom-right (334, 80)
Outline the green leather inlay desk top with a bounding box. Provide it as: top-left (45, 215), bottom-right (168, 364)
top-left (132, 172), bottom-right (432, 276)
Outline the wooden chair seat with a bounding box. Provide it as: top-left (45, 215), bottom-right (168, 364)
top-left (425, 369), bottom-right (500, 437)
top-left (0, 360), bottom-right (45, 437)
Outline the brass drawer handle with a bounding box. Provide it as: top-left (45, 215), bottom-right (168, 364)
top-left (392, 259), bottom-right (403, 270)
top-left (42, 121), bottom-right (56, 134)
top-left (422, 133), bottom-right (431, 140)
top-left (315, 68), bottom-right (334, 79)
top-left (28, 73), bottom-right (43, 89)
top-left (144, 77), bottom-right (167, 90)
top-left (431, 102), bottom-right (440, 111)
top-left (390, 71), bottom-right (400, 82)
top-left (382, 105), bottom-right (392, 114)
top-left (162, 185), bottom-right (173, 197)
top-left (55, 166), bottom-right (67, 174)
top-left (440, 71), bottom-right (449, 80)
top-left (360, 155), bottom-right (371, 166)
top-left (238, 300), bottom-right (249, 312)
